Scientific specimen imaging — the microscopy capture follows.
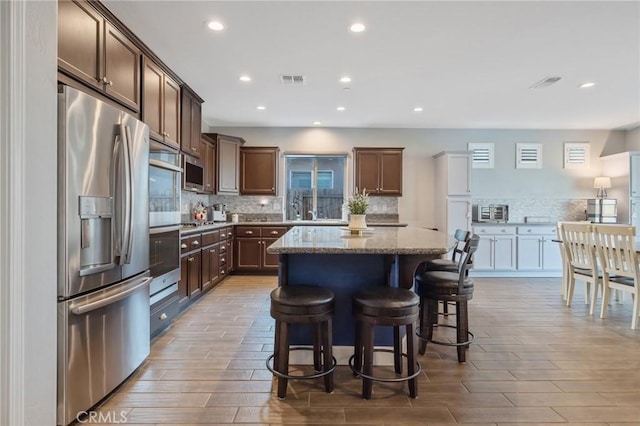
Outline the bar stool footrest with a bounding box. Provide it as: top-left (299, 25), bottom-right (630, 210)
top-left (416, 324), bottom-right (475, 347)
top-left (266, 347), bottom-right (337, 380)
top-left (348, 349), bottom-right (422, 383)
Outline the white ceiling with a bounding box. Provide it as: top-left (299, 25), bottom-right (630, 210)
top-left (103, 1), bottom-right (640, 130)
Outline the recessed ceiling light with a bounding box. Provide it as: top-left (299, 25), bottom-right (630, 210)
top-left (239, 75), bottom-right (251, 82)
top-left (207, 21), bottom-right (224, 31)
top-left (413, 107), bottom-right (423, 112)
top-left (256, 105), bottom-right (266, 110)
top-left (336, 106), bottom-right (346, 111)
top-left (313, 121), bottom-right (322, 125)
top-left (340, 76), bottom-right (352, 83)
top-left (350, 23), bottom-right (366, 33)
top-left (578, 82), bottom-right (596, 88)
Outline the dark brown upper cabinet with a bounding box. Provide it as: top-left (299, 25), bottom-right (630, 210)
top-left (240, 147), bottom-right (279, 195)
top-left (142, 57), bottom-right (180, 148)
top-left (180, 87), bottom-right (203, 158)
top-left (205, 133), bottom-right (245, 195)
top-left (354, 148), bottom-right (404, 196)
top-left (58, 0), bottom-right (141, 112)
top-left (200, 134), bottom-right (216, 194)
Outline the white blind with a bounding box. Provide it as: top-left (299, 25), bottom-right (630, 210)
top-left (564, 142), bottom-right (590, 169)
top-left (516, 143), bottom-right (542, 169)
top-left (468, 143), bottom-right (494, 168)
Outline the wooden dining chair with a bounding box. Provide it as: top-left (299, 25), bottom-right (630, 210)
top-left (556, 222), bottom-right (569, 301)
top-left (561, 222), bottom-right (601, 314)
top-left (592, 224), bottom-right (640, 329)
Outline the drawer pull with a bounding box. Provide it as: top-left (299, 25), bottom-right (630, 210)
top-left (270, 231), bottom-right (279, 235)
top-left (220, 257), bottom-right (226, 263)
top-left (210, 249), bottom-right (216, 253)
top-left (159, 313), bottom-right (167, 320)
top-left (245, 231), bottom-right (253, 235)
top-left (181, 243), bottom-right (187, 249)
top-left (188, 257), bottom-right (194, 262)
top-left (192, 241), bottom-right (200, 246)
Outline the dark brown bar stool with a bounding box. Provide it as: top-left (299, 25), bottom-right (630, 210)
top-left (422, 229), bottom-right (470, 273)
top-left (415, 235), bottom-right (479, 362)
top-left (266, 285), bottom-right (336, 399)
top-left (349, 287), bottom-right (421, 399)
top-left (418, 229), bottom-right (470, 317)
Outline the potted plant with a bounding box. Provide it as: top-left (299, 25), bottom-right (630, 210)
top-left (348, 188), bottom-right (369, 230)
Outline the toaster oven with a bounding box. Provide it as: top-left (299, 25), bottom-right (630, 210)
top-left (474, 204), bottom-right (509, 223)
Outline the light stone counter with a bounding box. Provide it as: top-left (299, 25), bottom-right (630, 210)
top-left (267, 226), bottom-right (453, 255)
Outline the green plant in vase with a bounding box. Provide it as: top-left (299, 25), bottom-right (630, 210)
top-left (348, 188), bottom-right (369, 230)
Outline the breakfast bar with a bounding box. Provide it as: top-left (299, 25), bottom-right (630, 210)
top-left (267, 226), bottom-right (453, 362)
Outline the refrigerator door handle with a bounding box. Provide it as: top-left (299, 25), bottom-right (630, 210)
top-left (111, 128), bottom-right (125, 261)
top-left (69, 276), bottom-right (152, 315)
top-left (119, 125), bottom-right (134, 264)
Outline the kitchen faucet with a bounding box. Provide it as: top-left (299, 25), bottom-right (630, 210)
top-left (308, 210), bottom-right (317, 220)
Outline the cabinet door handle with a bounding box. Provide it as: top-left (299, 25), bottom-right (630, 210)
top-left (188, 257), bottom-right (194, 262)
top-left (101, 76), bottom-right (108, 84)
top-left (159, 313), bottom-right (168, 320)
top-left (108, 80), bottom-right (113, 86)
top-left (191, 147), bottom-right (197, 151)
top-left (210, 249), bottom-right (216, 253)
top-left (181, 243), bottom-right (187, 249)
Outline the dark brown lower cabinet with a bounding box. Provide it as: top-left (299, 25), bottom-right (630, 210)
top-left (202, 242), bottom-right (220, 291)
top-left (186, 251), bottom-right (202, 298)
top-left (234, 226), bottom-right (287, 273)
top-left (236, 237), bottom-right (262, 270)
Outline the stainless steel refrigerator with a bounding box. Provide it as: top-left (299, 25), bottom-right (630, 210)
top-left (57, 85), bottom-right (152, 425)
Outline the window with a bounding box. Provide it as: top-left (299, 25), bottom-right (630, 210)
top-left (516, 143), bottom-right (542, 169)
top-left (284, 155), bottom-right (346, 220)
top-left (468, 143), bottom-right (494, 168)
top-left (289, 170), bottom-right (334, 189)
top-left (564, 142), bottom-right (590, 169)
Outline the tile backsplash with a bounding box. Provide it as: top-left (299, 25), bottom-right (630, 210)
top-left (472, 198), bottom-right (589, 223)
top-left (181, 191), bottom-right (399, 220)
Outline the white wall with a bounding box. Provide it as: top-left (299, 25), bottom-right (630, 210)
top-left (0, 1), bottom-right (57, 424)
top-left (625, 126), bottom-right (640, 151)
top-left (211, 126), bottom-right (625, 226)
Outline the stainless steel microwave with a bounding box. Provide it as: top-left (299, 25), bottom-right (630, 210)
top-left (183, 155), bottom-right (204, 192)
top-left (474, 204), bottom-right (509, 223)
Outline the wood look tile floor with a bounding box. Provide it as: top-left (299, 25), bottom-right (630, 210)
top-left (95, 276), bottom-right (640, 425)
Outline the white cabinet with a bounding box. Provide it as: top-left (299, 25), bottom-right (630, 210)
top-left (473, 226), bottom-right (516, 271)
top-left (517, 226), bottom-right (562, 271)
top-left (445, 153), bottom-right (471, 195)
top-left (630, 154), bottom-right (640, 197)
top-left (447, 198), bottom-right (472, 236)
top-left (516, 226), bottom-right (562, 271)
top-left (433, 151), bottom-right (471, 237)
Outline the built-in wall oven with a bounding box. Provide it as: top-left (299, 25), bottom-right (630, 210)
top-left (149, 226), bottom-right (181, 299)
top-left (149, 141), bottom-right (182, 302)
top-left (149, 141), bottom-right (182, 228)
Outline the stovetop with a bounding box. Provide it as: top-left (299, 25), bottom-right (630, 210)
top-left (182, 221), bottom-right (226, 228)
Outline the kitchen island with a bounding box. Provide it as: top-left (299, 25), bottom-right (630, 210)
top-left (267, 226), bottom-right (453, 363)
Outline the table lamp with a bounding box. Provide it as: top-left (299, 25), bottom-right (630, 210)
top-left (594, 176), bottom-right (611, 199)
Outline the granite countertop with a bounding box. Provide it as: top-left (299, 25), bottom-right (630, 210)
top-left (472, 222), bottom-right (554, 226)
top-left (267, 226), bottom-right (453, 255)
top-left (180, 221), bottom-right (407, 235)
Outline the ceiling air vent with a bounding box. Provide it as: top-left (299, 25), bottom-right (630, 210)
top-left (280, 75), bottom-right (306, 85)
top-left (529, 76), bottom-right (562, 89)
